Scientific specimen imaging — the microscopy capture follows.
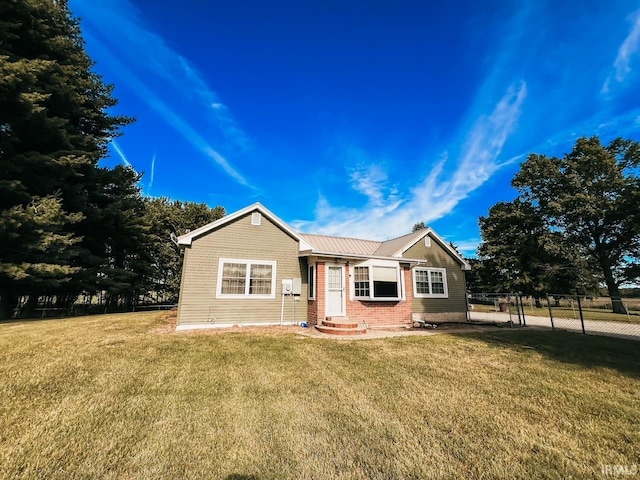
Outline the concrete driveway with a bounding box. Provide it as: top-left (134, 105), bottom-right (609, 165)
top-left (469, 311), bottom-right (640, 341)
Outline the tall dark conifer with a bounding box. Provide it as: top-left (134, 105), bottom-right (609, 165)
top-left (0, 0), bottom-right (131, 318)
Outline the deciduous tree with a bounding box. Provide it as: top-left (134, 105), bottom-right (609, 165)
top-left (145, 198), bottom-right (225, 303)
top-left (512, 136), bottom-right (640, 313)
top-left (477, 199), bottom-right (588, 306)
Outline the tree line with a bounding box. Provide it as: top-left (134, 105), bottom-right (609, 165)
top-left (0, 1), bottom-right (224, 319)
top-left (468, 136), bottom-right (640, 313)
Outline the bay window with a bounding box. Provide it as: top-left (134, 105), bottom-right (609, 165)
top-left (353, 263), bottom-right (402, 300)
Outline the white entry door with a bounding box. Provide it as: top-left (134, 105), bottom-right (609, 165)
top-left (326, 265), bottom-right (345, 317)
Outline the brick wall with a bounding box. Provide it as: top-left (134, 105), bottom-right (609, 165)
top-left (307, 263), bottom-right (414, 327)
top-left (345, 265), bottom-right (413, 327)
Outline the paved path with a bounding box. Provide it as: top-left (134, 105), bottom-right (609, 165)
top-left (469, 311), bottom-right (640, 341)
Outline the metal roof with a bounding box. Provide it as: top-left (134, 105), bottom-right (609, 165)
top-left (298, 233), bottom-right (382, 256)
top-left (373, 230), bottom-right (425, 257)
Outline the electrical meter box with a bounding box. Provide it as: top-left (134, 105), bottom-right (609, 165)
top-left (282, 278), bottom-right (302, 295)
top-left (292, 278), bottom-right (302, 295)
top-left (282, 279), bottom-right (293, 294)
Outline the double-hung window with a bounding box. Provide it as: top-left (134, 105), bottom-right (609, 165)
top-left (413, 267), bottom-right (448, 298)
top-left (353, 263), bottom-right (402, 300)
top-left (217, 258), bottom-right (276, 298)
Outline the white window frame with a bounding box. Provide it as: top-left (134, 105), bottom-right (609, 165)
top-left (216, 258), bottom-right (277, 299)
top-left (308, 264), bottom-right (316, 300)
top-left (350, 260), bottom-right (404, 301)
top-left (412, 267), bottom-right (448, 298)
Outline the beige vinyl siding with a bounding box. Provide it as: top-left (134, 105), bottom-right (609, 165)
top-left (404, 235), bottom-right (467, 315)
top-left (177, 212), bottom-right (307, 325)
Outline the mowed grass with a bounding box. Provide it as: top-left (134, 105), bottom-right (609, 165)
top-left (1, 312), bottom-right (639, 479)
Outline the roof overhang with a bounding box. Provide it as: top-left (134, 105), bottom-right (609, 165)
top-left (299, 250), bottom-right (428, 266)
top-left (393, 228), bottom-right (471, 271)
top-left (177, 202), bottom-right (313, 250)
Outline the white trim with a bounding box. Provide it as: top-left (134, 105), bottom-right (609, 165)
top-left (178, 202), bottom-right (313, 251)
top-left (308, 263), bottom-right (316, 300)
top-left (216, 258), bottom-right (277, 299)
top-left (177, 321), bottom-right (302, 331)
top-left (299, 250), bottom-right (425, 263)
top-left (392, 228), bottom-right (471, 271)
top-left (412, 267), bottom-right (449, 298)
top-left (325, 264), bottom-right (346, 316)
top-left (351, 259), bottom-right (404, 301)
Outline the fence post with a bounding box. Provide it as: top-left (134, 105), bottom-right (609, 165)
top-left (623, 298), bottom-right (631, 322)
top-left (513, 294), bottom-right (521, 326)
top-left (576, 295), bottom-right (586, 334)
top-left (546, 294), bottom-right (555, 331)
top-left (518, 293), bottom-right (526, 326)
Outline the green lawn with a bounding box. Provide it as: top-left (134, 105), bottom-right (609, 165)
top-left (1, 312), bottom-right (639, 479)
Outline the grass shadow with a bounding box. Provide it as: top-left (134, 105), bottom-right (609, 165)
top-left (453, 328), bottom-right (640, 379)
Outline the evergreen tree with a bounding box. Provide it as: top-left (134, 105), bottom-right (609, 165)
top-left (412, 221), bottom-right (427, 233)
top-left (145, 198), bottom-right (225, 303)
top-left (0, 0), bottom-right (131, 318)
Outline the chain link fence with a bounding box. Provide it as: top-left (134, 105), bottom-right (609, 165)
top-left (468, 293), bottom-right (640, 340)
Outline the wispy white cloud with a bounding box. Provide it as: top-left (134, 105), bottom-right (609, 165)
top-left (110, 139), bottom-right (131, 167)
top-left (71, 0), bottom-right (251, 183)
top-left (147, 152), bottom-right (156, 192)
top-left (614, 12), bottom-right (640, 81)
top-left (292, 82), bottom-right (527, 240)
top-left (453, 238), bottom-right (482, 258)
top-left (350, 167), bottom-right (401, 213)
top-left (603, 10), bottom-right (640, 92)
top-left (81, 28), bottom-right (250, 187)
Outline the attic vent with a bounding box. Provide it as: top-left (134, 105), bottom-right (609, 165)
top-left (424, 236), bottom-right (431, 247)
top-left (251, 212), bottom-right (262, 226)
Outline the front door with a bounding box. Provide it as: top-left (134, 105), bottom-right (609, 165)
top-left (326, 265), bottom-right (345, 317)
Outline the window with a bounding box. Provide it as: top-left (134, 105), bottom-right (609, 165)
top-left (354, 266), bottom-right (370, 297)
top-left (413, 267), bottom-right (448, 298)
top-left (353, 264), bottom-right (402, 300)
top-left (217, 259), bottom-right (276, 298)
top-left (251, 212), bottom-right (262, 225)
top-left (424, 236), bottom-right (431, 247)
top-left (372, 266), bottom-right (398, 298)
top-left (308, 264), bottom-right (316, 300)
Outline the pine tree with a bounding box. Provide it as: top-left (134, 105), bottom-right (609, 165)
top-left (0, 0), bottom-right (131, 318)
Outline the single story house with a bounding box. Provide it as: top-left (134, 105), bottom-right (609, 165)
top-left (176, 203), bottom-right (471, 333)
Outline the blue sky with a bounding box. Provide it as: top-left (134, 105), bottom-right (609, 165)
top-left (69, 0), bottom-right (640, 256)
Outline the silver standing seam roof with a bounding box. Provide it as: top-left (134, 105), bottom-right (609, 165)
top-left (297, 233), bottom-right (382, 256)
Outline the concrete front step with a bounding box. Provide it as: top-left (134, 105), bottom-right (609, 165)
top-left (316, 324), bottom-right (367, 335)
